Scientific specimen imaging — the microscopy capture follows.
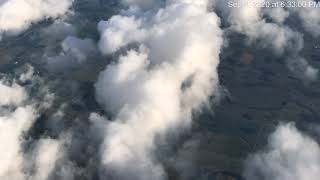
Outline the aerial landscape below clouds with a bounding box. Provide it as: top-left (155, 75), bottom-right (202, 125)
top-left (0, 0), bottom-right (320, 180)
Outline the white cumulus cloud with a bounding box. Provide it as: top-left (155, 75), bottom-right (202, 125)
top-left (95, 0), bottom-right (224, 179)
top-left (244, 123), bottom-right (320, 180)
top-left (0, 0), bottom-right (73, 39)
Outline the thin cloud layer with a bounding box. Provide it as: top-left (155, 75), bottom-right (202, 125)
top-left (45, 36), bottom-right (98, 72)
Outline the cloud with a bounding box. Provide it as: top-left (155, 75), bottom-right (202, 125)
top-left (41, 20), bottom-right (76, 44)
top-left (0, 0), bottom-right (73, 39)
top-left (287, 56), bottom-right (319, 82)
top-left (31, 139), bottom-right (63, 180)
top-left (0, 81), bottom-right (27, 106)
top-left (1, 0), bottom-right (319, 180)
top-left (167, 137), bottom-right (200, 179)
top-left (0, 71), bottom-right (65, 180)
top-left (212, 0), bottom-right (318, 81)
top-left (98, 15), bottom-right (146, 55)
top-left (45, 36), bottom-right (98, 72)
top-left (288, 0), bottom-right (320, 37)
top-left (19, 65), bottom-right (35, 83)
top-left (95, 0), bottom-right (223, 179)
top-left (244, 123), bottom-right (320, 180)
top-left (0, 105), bottom-right (36, 180)
top-left (263, 7), bottom-right (289, 24)
top-left (61, 36), bottom-right (97, 62)
top-left (167, 0), bottom-right (209, 7)
top-left (213, 0), bottom-right (303, 54)
top-left (120, 0), bottom-right (162, 9)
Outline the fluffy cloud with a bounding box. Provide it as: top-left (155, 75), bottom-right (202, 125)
top-left (1, 0), bottom-right (319, 180)
top-left (98, 15), bottom-right (146, 55)
top-left (0, 105), bottom-right (36, 180)
top-left (95, 0), bottom-right (223, 179)
top-left (0, 73), bottom-right (64, 180)
top-left (0, 81), bottom-right (27, 106)
top-left (0, 0), bottom-right (73, 39)
top-left (214, 0), bottom-right (303, 54)
top-left (288, 0), bottom-right (320, 37)
top-left (244, 123), bottom-right (320, 180)
top-left (212, 0), bottom-right (318, 81)
top-left (31, 139), bottom-right (63, 180)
